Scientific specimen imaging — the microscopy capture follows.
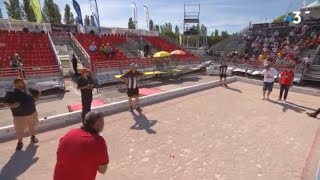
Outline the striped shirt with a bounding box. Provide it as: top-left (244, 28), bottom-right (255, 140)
top-left (219, 65), bottom-right (228, 75)
top-left (122, 71), bottom-right (142, 89)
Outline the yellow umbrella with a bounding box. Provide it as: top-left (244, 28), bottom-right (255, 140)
top-left (170, 50), bottom-right (186, 55)
top-left (153, 51), bottom-right (171, 58)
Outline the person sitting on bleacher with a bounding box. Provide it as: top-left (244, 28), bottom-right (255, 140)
top-left (105, 43), bottom-right (115, 59)
top-left (89, 42), bottom-right (97, 52)
top-left (10, 53), bottom-right (23, 71)
top-left (100, 44), bottom-right (107, 54)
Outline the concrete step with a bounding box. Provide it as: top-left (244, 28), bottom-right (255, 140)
top-left (303, 73), bottom-right (320, 80)
top-left (310, 65), bottom-right (320, 71)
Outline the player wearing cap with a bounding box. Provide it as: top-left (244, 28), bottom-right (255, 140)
top-left (121, 63), bottom-right (143, 112)
top-left (77, 68), bottom-right (94, 122)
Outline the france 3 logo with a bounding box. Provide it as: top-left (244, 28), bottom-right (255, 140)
top-left (285, 10), bottom-right (310, 24)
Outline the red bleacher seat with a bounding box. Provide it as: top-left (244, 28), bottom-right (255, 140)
top-left (0, 30), bottom-right (59, 77)
top-left (74, 34), bottom-right (128, 70)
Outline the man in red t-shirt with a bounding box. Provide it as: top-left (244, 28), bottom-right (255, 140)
top-left (278, 68), bottom-right (295, 102)
top-left (54, 112), bottom-right (109, 180)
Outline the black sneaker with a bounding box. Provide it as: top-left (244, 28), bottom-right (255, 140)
top-left (16, 141), bottom-right (23, 151)
top-left (129, 107), bottom-right (133, 112)
top-left (31, 135), bottom-right (39, 144)
top-left (307, 112), bottom-right (317, 118)
top-left (136, 107), bottom-right (142, 112)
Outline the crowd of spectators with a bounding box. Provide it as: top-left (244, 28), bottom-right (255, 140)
top-left (219, 25), bottom-right (320, 67)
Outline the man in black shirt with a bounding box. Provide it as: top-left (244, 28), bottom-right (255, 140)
top-left (77, 68), bottom-right (94, 122)
top-left (121, 63), bottom-right (143, 112)
top-left (71, 54), bottom-right (78, 76)
top-left (4, 78), bottom-right (40, 151)
top-left (219, 61), bottom-right (228, 87)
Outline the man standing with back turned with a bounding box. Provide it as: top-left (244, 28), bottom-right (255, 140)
top-left (54, 112), bottom-right (109, 180)
top-left (78, 68), bottom-right (94, 122)
top-left (121, 63), bottom-right (143, 112)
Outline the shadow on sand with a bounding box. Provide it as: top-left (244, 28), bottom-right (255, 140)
top-left (0, 143), bottom-right (39, 180)
top-left (130, 111), bottom-right (157, 134)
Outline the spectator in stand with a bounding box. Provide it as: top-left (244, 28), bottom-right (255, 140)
top-left (10, 53), bottom-right (25, 78)
top-left (10, 53), bottom-right (23, 70)
top-left (278, 68), bottom-right (295, 102)
top-left (100, 44), bottom-right (107, 55)
top-left (307, 108), bottom-right (320, 118)
top-left (71, 54), bottom-right (79, 76)
top-left (22, 26), bottom-right (29, 33)
top-left (311, 30), bottom-right (317, 38)
top-left (78, 68), bottom-right (94, 122)
top-left (89, 42), bottom-right (97, 52)
top-left (54, 112), bottom-right (109, 180)
top-left (250, 55), bottom-right (256, 62)
top-left (4, 78), bottom-right (41, 151)
top-left (143, 44), bottom-right (150, 58)
top-left (261, 62), bottom-right (277, 100)
top-left (105, 43), bottom-right (115, 59)
top-left (285, 51), bottom-right (294, 61)
top-left (303, 55), bottom-right (312, 68)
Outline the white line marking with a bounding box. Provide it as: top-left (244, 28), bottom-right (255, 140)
top-left (68, 86), bottom-right (81, 96)
top-left (316, 159), bottom-right (320, 180)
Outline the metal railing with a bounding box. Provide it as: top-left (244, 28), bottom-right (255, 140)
top-left (0, 65), bottom-right (62, 79)
top-left (126, 36), bottom-right (139, 47)
top-left (48, 33), bottom-right (64, 80)
top-left (70, 33), bottom-right (91, 69)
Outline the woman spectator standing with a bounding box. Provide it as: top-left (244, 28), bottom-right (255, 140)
top-left (278, 68), bottom-right (295, 102)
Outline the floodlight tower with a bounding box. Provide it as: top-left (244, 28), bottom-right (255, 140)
top-left (183, 3), bottom-right (200, 35)
top-left (183, 3), bottom-right (206, 47)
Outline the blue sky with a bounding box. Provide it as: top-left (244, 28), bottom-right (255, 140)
top-left (0, 0), bottom-right (315, 33)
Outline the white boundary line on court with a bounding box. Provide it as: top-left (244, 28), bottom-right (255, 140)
top-left (1, 77), bottom-right (319, 141)
top-left (0, 77), bottom-right (236, 141)
top-left (316, 159), bottom-right (320, 180)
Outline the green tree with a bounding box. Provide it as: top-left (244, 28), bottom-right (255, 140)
top-left (43, 0), bottom-right (61, 24)
top-left (0, 8), bottom-right (3, 18)
top-left (196, 24), bottom-right (200, 33)
top-left (149, 19), bottom-right (154, 31)
top-left (84, 15), bottom-right (90, 26)
top-left (273, 15), bottom-right (286, 23)
top-left (201, 24), bottom-right (207, 36)
top-left (4, 0), bottom-right (24, 20)
top-left (128, 17), bottom-right (135, 29)
top-left (221, 31), bottom-right (229, 38)
top-left (23, 0), bottom-right (36, 22)
top-left (70, 13), bottom-right (75, 24)
top-left (162, 30), bottom-right (178, 40)
top-left (154, 24), bottom-right (160, 32)
top-left (214, 29), bottom-right (219, 36)
top-left (90, 15), bottom-right (96, 26)
top-left (64, 4), bottom-right (75, 24)
top-left (175, 25), bottom-right (179, 34)
top-left (168, 23), bottom-right (172, 32)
